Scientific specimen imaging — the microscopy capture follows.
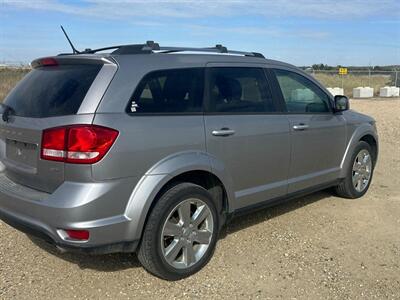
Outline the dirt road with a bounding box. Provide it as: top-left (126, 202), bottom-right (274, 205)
top-left (0, 99), bottom-right (399, 299)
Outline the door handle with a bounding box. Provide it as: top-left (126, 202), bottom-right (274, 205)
top-left (212, 128), bottom-right (236, 137)
top-left (292, 124), bottom-right (309, 131)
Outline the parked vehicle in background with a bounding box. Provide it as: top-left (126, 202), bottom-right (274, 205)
top-left (0, 42), bottom-right (378, 280)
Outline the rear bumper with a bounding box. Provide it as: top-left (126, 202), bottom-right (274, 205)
top-left (0, 172), bottom-right (140, 254)
top-left (0, 208), bottom-right (138, 254)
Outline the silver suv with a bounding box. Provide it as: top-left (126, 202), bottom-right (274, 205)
top-left (0, 42), bottom-right (378, 280)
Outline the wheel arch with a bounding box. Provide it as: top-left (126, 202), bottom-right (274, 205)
top-left (359, 134), bottom-right (378, 165)
top-left (153, 170), bottom-right (230, 216)
top-left (339, 125), bottom-right (378, 178)
top-left (124, 151), bottom-right (234, 241)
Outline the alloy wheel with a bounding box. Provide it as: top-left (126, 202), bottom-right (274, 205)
top-left (161, 198), bottom-right (214, 269)
top-left (352, 149), bottom-right (372, 192)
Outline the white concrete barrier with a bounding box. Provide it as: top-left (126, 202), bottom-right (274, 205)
top-left (327, 87), bottom-right (344, 96)
top-left (379, 86), bottom-right (400, 97)
top-left (380, 86), bottom-right (392, 97)
top-left (390, 86), bottom-right (399, 97)
top-left (326, 88), bottom-right (334, 95)
top-left (353, 87), bottom-right (374, 98)
top-left (379, 86), bottom-right (392, 98)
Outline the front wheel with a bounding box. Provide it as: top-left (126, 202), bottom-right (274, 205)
top-left (138, 183), bottom-right (219, 280)
top-left (335, 141), bottom-right (375, 199)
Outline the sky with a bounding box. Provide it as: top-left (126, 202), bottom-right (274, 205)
top-left (0, 0), bottom-right (399, 66)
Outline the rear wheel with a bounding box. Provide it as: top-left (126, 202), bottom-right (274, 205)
top-left (138, 183), bottom-right (219, 280)
top-left (335, 141), bottom-right (374, 198)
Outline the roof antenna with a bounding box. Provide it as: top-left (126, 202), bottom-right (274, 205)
top-left (60, 25), bottom-right (80, 54)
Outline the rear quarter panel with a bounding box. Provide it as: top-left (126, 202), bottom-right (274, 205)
top-left (91, 114), bottom-right (207, 180)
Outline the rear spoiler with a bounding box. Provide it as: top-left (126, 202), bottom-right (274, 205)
top-left (31, 55), bottom-right (116, 69)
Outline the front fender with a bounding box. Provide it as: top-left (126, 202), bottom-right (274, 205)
top-left (124, 151), bottom-right (235, 241)
top-left (339, 124), bottom-right (378, 178)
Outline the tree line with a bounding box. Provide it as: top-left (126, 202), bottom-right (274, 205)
top-left (302, 64), bottom-right (399, 71)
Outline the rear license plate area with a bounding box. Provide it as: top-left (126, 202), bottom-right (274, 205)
top-left (6, 139), bottom-right (38, 168)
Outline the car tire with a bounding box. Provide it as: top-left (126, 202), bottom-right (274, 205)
top-left (335, 141), bottom-right (375, 199)
top-left (137, 182), bottom-right (219, 280)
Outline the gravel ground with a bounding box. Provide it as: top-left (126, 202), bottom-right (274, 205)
top-left (0, 98), bottom-right (399, 299)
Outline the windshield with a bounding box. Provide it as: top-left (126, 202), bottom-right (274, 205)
top-left (4, 64), bottom-right (101, 118)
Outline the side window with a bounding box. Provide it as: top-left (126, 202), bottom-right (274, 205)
top-left (128, 68), bottom-right (204, 113)
top-left (274, 69), bottom-right (331, 113)
top-left (207, 67), bottom-right (275, 113)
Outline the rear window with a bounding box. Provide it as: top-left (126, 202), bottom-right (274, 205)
top-left (207, 67), bottom-right (275, 113)
top-left (4, 65), bottom-right (102, 118)
top-left (128, 68), bottom-right (204, 114)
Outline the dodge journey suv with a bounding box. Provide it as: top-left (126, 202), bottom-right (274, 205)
top-left (0, 42), bottom-right (378, 280)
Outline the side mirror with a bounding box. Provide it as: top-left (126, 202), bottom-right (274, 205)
top-left (334, 95), bottom-right (349, 112)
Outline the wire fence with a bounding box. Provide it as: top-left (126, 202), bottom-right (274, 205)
top-left (305, 69), bottom-right (399, 98)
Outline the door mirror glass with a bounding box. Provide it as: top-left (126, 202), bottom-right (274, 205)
top-left (334, 95), bottom-right (349, 112)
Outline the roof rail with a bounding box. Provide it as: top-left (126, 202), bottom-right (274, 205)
top-left (59, 41), bottom-right (265, 58)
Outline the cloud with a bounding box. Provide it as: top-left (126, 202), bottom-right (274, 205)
top-left (3, 0), bottom-right (400, 19)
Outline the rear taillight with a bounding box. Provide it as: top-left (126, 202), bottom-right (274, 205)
top-left (41, 127), bottom-right (66, 162)
top-left (41, 125), bottom-right (118, 164)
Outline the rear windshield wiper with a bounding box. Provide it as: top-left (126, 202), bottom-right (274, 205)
top-left (0, 103), bottom-right (15, 122)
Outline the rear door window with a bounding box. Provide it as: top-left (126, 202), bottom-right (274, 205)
top-left (4, 65), bottom-right (102, 118)
top-left (206, 67), bottom-right (276, 113)
top-left (128, 68), bottom-right (204, 114)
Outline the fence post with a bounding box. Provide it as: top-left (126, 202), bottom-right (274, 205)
top-left (368, 68), bottom-right (371, 87)
top-left (341, 73), bottom-right (344, 90)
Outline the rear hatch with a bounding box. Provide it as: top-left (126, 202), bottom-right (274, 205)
top-left (0, 56), bottom-right (116, 193)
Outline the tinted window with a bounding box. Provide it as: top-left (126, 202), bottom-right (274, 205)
top-left (207, 67), bottom-right (275, 113)
top-left (4, 65), bottom-right (101, 118)
top-left (128, 68), bottom-right (204, 113)
top-left (274, 69), bottom-right (331, 113)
